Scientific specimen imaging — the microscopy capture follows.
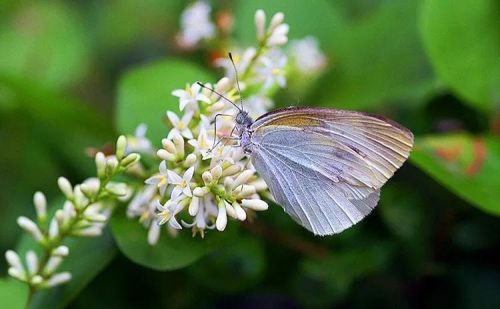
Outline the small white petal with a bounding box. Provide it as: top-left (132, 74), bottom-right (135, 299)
top-left (255, 9), bottom-right (266, 40)
top-left (233, 202), bottom-right (247, 221)
top-left (53, 246), bottom-right (69, 257)
top-left (49, 218), bottom-right (59, 239)
top-left (33, 192), bottom-right (47, 220)
top-left (166, 111), bottom-right (180, 125)
top-left (26, 251), bottom-right (39, 275)
top-left (188, 196), bottom-right (200, 216)
top-left (167, 170), bottom-right (183, 184)
top-left (44, 256), bottom-right (63, 275)
top-left (216, 204), bottom-right (227, 231)
top-left (5, 250), bottom-right (24, 272)
top-left (148, 223), bottom-right (160, 246)
top-left (17, 217), bottom-right (43, 241)
top-left (57, 177), bottom-right (73, 198)
top-left (269, 12), bottom-right (285, 32)
top-left (241, 199), bottom-right (269, 211)
top-left (45, 272), bottom-right (72, 287)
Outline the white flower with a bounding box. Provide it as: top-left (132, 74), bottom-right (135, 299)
top-left (291, 36), bottom-right (327, 73)
top-left (126, 124), bottom-right (153, 154)
top-left (156, 199), bottom-right (185, 229)
top-left (167, 111), bottom-right (194, 139)
top-left (178, 1), bottom-right (215, 47)
top-left (167, 166), bottom-right (195, 199)
top-left (171, 83), bottom-right (211, 111)
top-left (145, 161), bottom-right (169, 195)
top-left (188, 127), bottom-right (213, 158)
top-left (256, 49), bottom-right (287, 89)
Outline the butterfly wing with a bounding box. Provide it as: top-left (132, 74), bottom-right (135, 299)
top-left (248, 107), bottom-right (413, 235)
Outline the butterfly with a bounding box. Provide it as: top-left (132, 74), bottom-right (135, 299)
top-left (197, 53), bottom-right (414, 235)
top-left (233, 106), bottom-right (414, 235)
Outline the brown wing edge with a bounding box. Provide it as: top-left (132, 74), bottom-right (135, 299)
top-left (252, 106), bottom-right (414, 143)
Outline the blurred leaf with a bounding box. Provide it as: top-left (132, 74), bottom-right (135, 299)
top-left (317, 1), bottom-right (435, 110)
top-left (410, 134), bottom-right (500, 216)
top-left (0, 279), bottom-right (28, 309)
top-left (187, 236), bottom-right (265, 293)
top-left (0, 75), bottom-right (114, 175)
top-left (420, 0), bottom-right (500, 112)
top-left (110, 209), bottom-right (234, 271)
top-left (294, 244), bottom-right (393, 307)
top-left (0, 2), bottom-right (91, 89)
top-left (94, 0), bottom-right (182, 54)
top-left (379, 184), bottom-right (425, 240)
top-left (116, 59), bottom-right (213, 144)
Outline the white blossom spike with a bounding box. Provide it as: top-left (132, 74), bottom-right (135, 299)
top-left (33, 191), bottom-right (47, 221)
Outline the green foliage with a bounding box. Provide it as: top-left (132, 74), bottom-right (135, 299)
top-left (110, 209), bottom-right (235, 271)
top-left (116, 59), bottom-right (213, 143)
top-left (187, 237), bottom-right (266, 293)
top-left (0, 279), bottom-right (28, 309)
top-left (411, 134), bottom-right (500, 216)
top-left (421, 0), bottom-right (500, 112)
top-left (0, 2), bottom-right (91, 89)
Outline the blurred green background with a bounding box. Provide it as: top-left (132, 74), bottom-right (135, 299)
top-left (1, 0), bottom-right (500, 308)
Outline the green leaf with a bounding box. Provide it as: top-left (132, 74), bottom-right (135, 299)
top-left (0, 75), bottom-right (114, 175)
top-left (0, 279), bottom-right (28, 309)
top-left (317, 1), bottom-right (436, 110)
top-left (110, 209), bottom-right (234, 271)
top-left (0, 2), bottom-right (91, 89)
top-left (420, 0), bottom-right (500, 112)
top-left (116, 59), bottom-right (213, 144)
top-left (410, 134), bottom-right (500, 216)
top-left (187, 236), bottom-right (265, 293)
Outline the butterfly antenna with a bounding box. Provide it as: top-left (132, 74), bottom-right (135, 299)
top-left (228, 52), bottom-right (244, 110)
top-left (195, 81), bottom-right (241, 111)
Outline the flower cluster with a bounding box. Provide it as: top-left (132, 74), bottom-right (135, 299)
top-left (126, 9), bottom-right (294, 244)
top-left (5, 136), bottom-right (140, 289)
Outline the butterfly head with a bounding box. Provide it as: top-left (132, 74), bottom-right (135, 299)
top-left (235, 110), bottom-right (253, 128)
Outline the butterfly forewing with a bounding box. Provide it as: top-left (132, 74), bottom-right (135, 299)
top-left (248, 107), bottom-right (413, 235)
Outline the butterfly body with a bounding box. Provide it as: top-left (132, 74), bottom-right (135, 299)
top-left (234, 106), bottom-right (414, 236)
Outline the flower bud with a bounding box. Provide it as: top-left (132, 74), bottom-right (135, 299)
top-left (17, 217), bottom-right (43, 241)
top-left (121, 153), bottom-right (140, 167)
top-left (255, 9), bottom-right (266, 40)
top-left (216, 200), bottom-right (227, 231)
top-left (57, 177), bottom-right (73, 199)
top-left (162, 138), bottom-right (177, 153)
top-left (188, 196), bottom-right (199, 216)
top-left (269, 12), bottom-right (284, 32)
top-left (233, 202), bottom-right (247, 221)
top-left (116, 135), bottom-right (127, 160)
top-left (157, 149), bottom-right (176, 161)
top-left (45, 272), bottom-right (71, 287)
top-left (33, 191), bottom-right (47, 222)
top-left (95, 152), bottom-right (107, 179)
top-left (241, 199), bottom-right (269, 211)
top-left (193, 186), bottom-right (209, 197)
